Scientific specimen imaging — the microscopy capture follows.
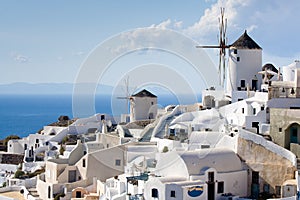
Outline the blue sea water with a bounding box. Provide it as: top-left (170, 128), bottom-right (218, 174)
top-left (0, 94), bottom-right (194, 139)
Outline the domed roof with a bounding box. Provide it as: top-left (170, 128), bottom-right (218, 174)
top-left (155, 148), bottom-right (243, 178)
top-left (180, 148), bottom-right (243, 174)
top-left (231, 30), bottom-right (262, 50)
top-left (262, 63), bottom-right (278, 73)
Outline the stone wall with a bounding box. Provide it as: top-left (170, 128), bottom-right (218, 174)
top-left (237, 137), bottom-right (296, 196)
top-left (0, 153), bottom-right (24, 165)
top-left (270, 108), bottom-right (300, 149)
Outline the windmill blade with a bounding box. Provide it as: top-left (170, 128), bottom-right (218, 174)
top-left (218, 49), bottom-right (222, 85)
top-left (196, 45), bottom-right (222, 48)
top-left (195, 7), bottom-right (229, 88)
top-left (222, 54), bottom-right (226, 86)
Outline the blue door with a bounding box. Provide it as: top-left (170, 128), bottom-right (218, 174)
top-left (290, 127), bottom-right (298, 143)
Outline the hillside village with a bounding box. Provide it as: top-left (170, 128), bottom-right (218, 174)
top-left (1, 31), bottom-right (300, 200)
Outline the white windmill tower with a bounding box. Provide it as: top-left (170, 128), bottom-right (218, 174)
top-left (197, 7), bottom-right (263, 103)
top-left (226, 30), bottom-right (262, 98)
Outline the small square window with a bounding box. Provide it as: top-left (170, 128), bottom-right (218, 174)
top-left (170, 190), bottom-right (176, 197)
top-left (279, 128), bottom-right (282, 132)
top-left (234, 49), bottom-right (237, 54)
top-left (115, 159), bottom-right (121, 166)
top-left (237, 57), bottom-right (240, 62)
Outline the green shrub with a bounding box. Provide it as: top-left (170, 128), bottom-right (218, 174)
top-left (59, 145), bottom-right (65, 155)
top-left (54, 193), bottom-right (65, 200)
top-left (14, 170), bottom-right (25, 178)
top-left (162, 146), bottom-right (169, 153)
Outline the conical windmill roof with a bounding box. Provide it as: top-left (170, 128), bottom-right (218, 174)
top-left (231, 30), bottom-right (262, 49)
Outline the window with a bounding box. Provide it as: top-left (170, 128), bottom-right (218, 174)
top-left (279, 128), bottom-right (282, 132)
top-left (218, 181), bottom-right (224, 193)
top-left (170, 190), bottom-right (176, 197)
top-left (242, 108), bottom-right (244, 114)
top-left (241, 80), bottom-right (246, 88)
top-left (83, 159), bottom-right (86, 167)
top-left (237, 57), bottom-right (240, 62)
top-left (115, 159), bottom-right (121, 166)
top-left (252, 171), bottom-right (259, 184)
top-left (152, 188), bottom-right (158, 198)
top-left (151, 101), bottom-right (154, 105)
top-left (261, 106), bottom-right (265, 111)
top-left (208, 172), bottom-right (214, 182)
top-left (234, 49), bottom-right (237, 54)
top-left (170, 129), bottom-right (175, 136)
top-left (201, 144), bottom-right (210, 149)
top-left (263, 184), bottom-right (270, 193)
top-left (275, 186), bottom-right (281, 196)
top-left (238, 98), bottom-right (243, 101)
top-left (101, 115), bottom-right (105, 120)
top-left (24, 144), bottom-right (27, 150)
top-left (253, 108), bottom-right (256, 115)
top-left (48, 186), bottom-right (51, 199)
top-left (36, 139), bottom-right (39, 143)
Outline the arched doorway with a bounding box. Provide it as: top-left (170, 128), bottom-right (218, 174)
top-left (285, 123), bottom-right (300, 149)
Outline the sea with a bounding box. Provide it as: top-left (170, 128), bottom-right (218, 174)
top-left (0, 94), bottom-right (200, 139)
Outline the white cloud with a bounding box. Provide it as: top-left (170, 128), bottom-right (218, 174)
top-left (11, 52), bottom-right (30, 63)
top-left (110, 0), bottom-right (300, 67)
top-left (150, 19), bottom-right (183, 30)
top-left (74, 51), bottom-right (85, 57)
top-left (183, 0), bottom-right (251, 43)
top-left (246, 25), bottom-right (257, 33)
top-left (174, 20), bottom-right (183, 29)
top-left (150, 19), bottom-right (172, 29)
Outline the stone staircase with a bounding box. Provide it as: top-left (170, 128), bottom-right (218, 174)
top-left (153, 116), bottom-right (176, 139)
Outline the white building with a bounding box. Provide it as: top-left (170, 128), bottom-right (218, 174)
top-left (144, 148), bottom-right (247, 200)
top-left (226, 30), bottom-right (262, 102)
top-left (130, 89), bottom-right (157, 122)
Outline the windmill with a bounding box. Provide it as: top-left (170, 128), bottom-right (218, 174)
top-left (196, 7), bottom-right (230, 86)
top-left (117, 76), bottom-right (136, 114)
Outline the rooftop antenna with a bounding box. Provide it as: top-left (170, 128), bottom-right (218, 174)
top-left (196, 7), bottom-right (230, 86)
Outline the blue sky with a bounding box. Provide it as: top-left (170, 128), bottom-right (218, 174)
top-left (1, 0), bottom-right (300, 86)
